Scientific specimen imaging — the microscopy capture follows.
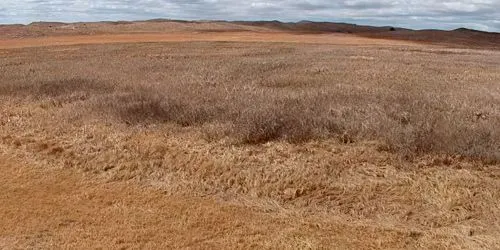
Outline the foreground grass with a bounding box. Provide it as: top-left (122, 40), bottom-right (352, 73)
top-left (1, 41), bottom-right (500, 248)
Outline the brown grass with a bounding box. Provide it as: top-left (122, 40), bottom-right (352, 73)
top-left (4, 42), bottom-right (495, 162)
top-left (1, 35), bottom-right (500, 248)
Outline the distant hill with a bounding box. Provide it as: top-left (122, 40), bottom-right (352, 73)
top-left (232, 20), bottom-right (500, 49)
top-left (234, 20), bottom-right (395, 33)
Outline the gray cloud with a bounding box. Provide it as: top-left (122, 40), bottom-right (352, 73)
top-left (342, 0), bottom-right (396, 9)
top-left (0, 0), bottom-right (498, 32)
top-left (289, 2), bottom-right (330, 11)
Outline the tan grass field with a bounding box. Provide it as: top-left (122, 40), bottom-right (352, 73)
top-left (1, 22), bottom-right (499, 249)
top-left (0, 32), bottom-right (418, 49)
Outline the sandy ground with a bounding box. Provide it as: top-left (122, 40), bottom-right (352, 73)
top-left (0, 32), bottom-right (419, 49)
top-left (0, 155), bottom-right (416, 249)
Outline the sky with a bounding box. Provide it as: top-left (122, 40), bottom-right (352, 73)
top-left (0, 0), bottom-right (499, 32)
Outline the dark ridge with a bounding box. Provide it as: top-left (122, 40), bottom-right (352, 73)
top-left (235, 20), bottom-right (412, 34)
top-left (28, 21), bottom-right (67, 26)
top-left (454, 27), bottom-right (477, 32)
top-left (102, 21), bottom-right (134, 25)
top-left (0, 24), bottom-right (24, 27)
top-left (143, 19), bottom-right (193, 23)
top-left (453, 27), bottom-right (498, 34)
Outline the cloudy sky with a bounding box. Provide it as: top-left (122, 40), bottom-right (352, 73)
top-left (0, 0), bottom-right (499, 32)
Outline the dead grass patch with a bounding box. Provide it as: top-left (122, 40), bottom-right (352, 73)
top-left (0, 77), bottom-right (112, 100)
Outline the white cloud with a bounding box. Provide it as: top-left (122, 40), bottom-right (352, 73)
top-left (0, 0), bottom-right (498, 32)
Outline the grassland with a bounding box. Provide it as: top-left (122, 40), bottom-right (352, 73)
top-left (1, 22), bottom-right (500, 249)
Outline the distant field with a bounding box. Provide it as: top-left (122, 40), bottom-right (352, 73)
top-left (0, 32), bottom-right (418, 49)
top-left (1, 23), bottom-right (499, 248)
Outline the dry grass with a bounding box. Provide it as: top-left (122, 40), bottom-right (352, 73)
top-left (1, 37), bottom-right (500, 248)
top-left (3, 42), bottom-right (497, 162)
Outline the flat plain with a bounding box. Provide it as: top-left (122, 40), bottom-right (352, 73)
top-left (1, 20), bottom-right (499, 249)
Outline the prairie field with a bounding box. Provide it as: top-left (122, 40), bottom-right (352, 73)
top-left (1, 22), bottom-right (500, 249)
